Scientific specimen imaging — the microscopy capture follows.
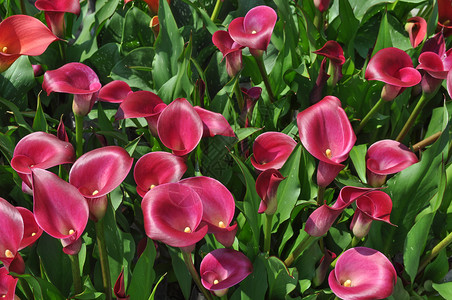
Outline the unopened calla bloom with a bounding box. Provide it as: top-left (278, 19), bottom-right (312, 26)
top-left (0, 15), bottom-right (59, 73)
top-left (98, 80), bottom-right (132, 103)
top-left (32, 64), bottom-right (44, 77)
top-left (114, 268), bottom-right (129, 300)
top-left (256, 169), bottom-right (285, 215)
top-left (329, 247), bottom-right (397, 300)
top-left (0, 267), bottom-right (18, 300)
top-left (200, 248), bottom-right (253, 297)
top-left (365, 47), bottom-right (421, 101)
top-left (115, 91), bottom-right (167, 136)
top-left (228, 6), bottom-right (277, 55)
top-left (134, 151), bottom-right (187, 197)
top-left (212, 30), bottom-right (243, 77)
top-left (250, 132), bottom-right (297, 171)
top-left (180, 176), bottom-right (237, 247)
top-left (157, 98), bottom-right (203, 156)
top-left (305, 187), bottom-right (373, 237)
top-left (193, 106), bottom-right (235, 138)
top-left (405, 17), bottom-right (427, 48)
top-left (310, 58), bottom-right (330, 104)
top-left (437, 0), bottom-right (452, 37)
top-left (142, 183), bottom-right (208, 248)
top-left (35, 0), bottom-right (81, 38)
top-left (313, 40), bottom-right (345, 86)
top-left (313, 249), bottom-right (336, 287)
top-left (150, 16), bottom-right (160, 38)
top-left (297, 96), bottom-right (356, 187)
top-left (11, 131), bottom-right (75, 191)
top-left (43, 62), bottom-right (102, 116)
top-left (366, 140), bottom-right (418, 187)
top-left (350, 190), bottom-right (394, 239)
top-left (240, 87), bottom-right (262, 126)
top-left (314, 0), bottom-right (331, 12)
top-left (69, 146), bottom-right (133, 221)
top-left (32, 168), bottom-right (89, 255)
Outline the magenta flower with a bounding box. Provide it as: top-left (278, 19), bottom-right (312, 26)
top-left (212, 30), bottom-right (243, 77)
top-left (32, 64), bottom-right (44, 77)
top-left (43, 62), bottom-right (102, 116)
top-left (69, 146), bottom-right (133, 221)
top-left (329, 247), bottom-right (397, 300)
top-left (35, 0), bottom-right (81, 38)
top-left (228, 6), bottom-right (277, 55)
top-left (115, 91), bottom-right (167, 136)
top-left (365, 47), bottom-right (421, 101)
top-left (0, 267), bottom-right (18, 300)
top-left (142, 183), bottom-right (208, 248)
top-left (350, 190), bottom-right (394, 239)
top-left (98, 80), bottom-right (132, 103)
top-left (313, 0), bottom-right (331, 12)
top-left (114, 268), bottom-right (129, 300)
top-left (134, 151), bottom-right (187, 197)
top-left (32, 168), bottom-right (89, 255)
top-left (17, 207), bottom-right (43, 250)
top-left (250, 132), bottom-right (297, 171)
top-left (437, 0), bottom-right (452, 37)
top-left (0, 15), bottom-right (59, 73)
top-left (240, 87), bottom-right (262, 126)
top-left (297, 96), bottom-right (356, 187)
top-left (405, 17), bottom-right (427, 48)
top-left (200, 248), bottom-right (253, 297)
top-left (256, 169), bottom-right (285, 215)
top-left (309, 58), bottom-right (330, 104)
top-left (305, 187), bottom-right (373, 237)
top-left (193, 106), bottom-right (235, 138)
top-left (180, 176), bottom-right (237, 247)
top-left (157, 98), bottom-right (203, 156)
top-left (313, 41), bottom-right (345, 86)
top-left (0, 198), bottom-right (24, 269)
top-left (313, 249), bottom-right (336, 286)
top-left (11, 131), bottom-right (75, 191)
top-left (366, 140), bottom-right (418, 187)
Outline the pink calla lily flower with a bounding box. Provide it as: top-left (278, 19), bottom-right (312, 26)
top-left (200, 248), bottom-right (253, 297)
top-left (297, 96), bottom-right (356, 187)
top-left (99, 80), bottom-right (132, 103)
top-left (313, 249), bottom-right (336, 286)
top-left (69, 146), bottom-right (133, 221)
top-left (0, 198), bottom-right (24, 269)
top-left (256, 169), bottom-right (285, 215)
top-left (43, 62), bottom-right (102, 116)
top-left (365, 47), bottom-right (421, 101)
top-left (329, 247), bottom-right (397, 300)
top-left (0, 267), bottom-right (18, 300)
top-left (35, 0), bottom-right (81, 38)
top-left (313, 41), bottom-right (345, 86)
top-left (250, 132), bottom-right (297, 171)
top-left (350, 190), bottom-right (394, 239)
top-left (228, 6), bottom-right (277, 55)
top-left (406, 17), bottom-right (427, 48)
top-left (212, 30), bottom-right (244, 77)
top-left (134, 151), bottom-right (187, 197)
top-left (314, 0), bottom-right (331, 12)
top-left (0, 15), bottom-right (59, 73)
top-left (180, 176), bottom-right (237, 247)
top-left (115, 91), bottom-right (167, 136)
top-left (17, 207), bottom-right (43, 250)
top-left (193, 106), bottom-right (235, 138)
top-left (157, 98), bottom-right (203, 156)
top-left (142, 183), bottom-right (208, 248)
top-left (437, 0), bottom-right (452, 37)
top-left (366, 140), bottom-right (418, 187)
top-left (32, 168), bottom-right (89, 255)
top-left (305, 187), bottom-right (373, 237)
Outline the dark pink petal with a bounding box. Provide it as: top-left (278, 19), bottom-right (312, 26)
top-left (314, 41), bottom-right (345, 66)
top-left (316, 160), bottom-right (345, 188)
top-left (313, 249), bottom-right (336, 286)
top-left (309, 58), bottom-right (330, 104)
top-left (98, 80), bottom-right (132, 103)
top-left (7, 253), bottom-right (25, 274)
top-left (241, 87), bottom-right (262, 126)
top-left (32, 168), bottom-right (88, 251)
top-left (0, 15), bottom-right (59, 72)
top-left (212, 30), bottom-right (244, 77)
top-left (421, 31), bottom-right (445, 56)
top-left (32, 64), bottom-right (44, 77)
top-left (228, 6), bottom-right (277, 51)
top-left (57, 117), bottom-right (69, 142)
top-left (250, 132), bottom-right (297, 171)
top-left (16, 207), bottom-right (42, 250)
top-left (256, 169), bottom-right (285, 215)
top-left (157, 98), bottom-right (203, 156)
top-left (447, 69), bottom-right (452, 99)
top-left (328, 247), bottom-right (397, 300)
top-left (200, 248), bottom-right (253, 291)
top-left (134, 151), bottom-right (187, 197)
top-left (0, 267), bottom-right (18, 300)
top-left (406, 17), bottom-right (427, 48)
top-left (114, 268), bottom-right (129, 300)
top-left (142, 183), bottom-right (208, 248)
top-left (313, 0), bottom-right (331, 12)
top-left (0, 198), bottom-right (23, 267)
top-left (417, 52), bottom-right (448, 79)
top-left (35, 0), bottom-right (80, 15)
top-left (437, 0), bottom-right (452, 37)
top-left (193, 106), bottom-right (235, 138)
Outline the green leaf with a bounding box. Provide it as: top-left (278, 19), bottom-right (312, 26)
top-left (32, 93), bottom-right (48, 132)
top-left (423, 249), bottom-right (449, 282)
top-left (168, 247), bottom-right (191, 300)
top-left (0, 56), bottom-right (34, 107)
top-left (149, 273), bottom-right (166, 300)
top-left (88, 43), bottom-right (122, 83)
top-left (349, 144), bottom-right (368, 184)
top-left (371, 12), bottom-right (391, 57)
top-left (14, 273), bottom-right (65, 300)
top-left (432, 282), bottom-right (452, 299)
top-left (230, 255), bottom-right (268, 300)
top-left (265, 256), bottom-right (298, 299)
top-left (0, 131), bottom-right (15, 162)
top-left (128, 239), bottom-right (156, 300)
top-left (338, 0), bottom-right (360, 52)
top-left (121, 7), bottom-right (153, 54)
top-left (235, 127), bottom-right (262, 143)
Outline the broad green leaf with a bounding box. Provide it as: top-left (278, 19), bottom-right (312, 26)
top-left (432, 282), bottom-right (452, 299)
top-left (371, 12), bottom-right (391, 57)
top-left (265, 256), bottom-right (298, 299)
top-left (168, 247), bottom-right (191, 300)
top-left (128, 239), bottom-right (156, 300)
top-left (387, 277), bottom-right (410, 300)
top-left (338, 0), bottom-right (360, 54)
top-left (14, 273), bottom-right (65, 300)
top-left (235, 127), bottom-right (262, 143)
top-left (349, 144), bottom-right (368, 184)
top-left (121, 7), bottom-right (153, 54)
top-left (0, 131), bottom-right (15, 162)
top-left (0, 56), bottom-right (34, 107)
top-left (32, 93), bottom-right (48, 132)
top-left (149, 273), bottom-right (166, 300)
top-left (230, 255), bottom-right (268, 300)
top-left (88, 43), bottom-right (122, 83)
top-left (423, 249), bottom-right (448, 282)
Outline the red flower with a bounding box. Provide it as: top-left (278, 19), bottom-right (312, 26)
top-left (365, 47), bottom-right (421, 101)
top-left (0, 198), bottom-right (24, 269)
top-left (437, 0), bottom-right (452, 37)
top-left (250, 132), bottom-right (297, 171)
top-left (212, 30), bottom-right (243, 77)
top-left (35, 0), bottom-right (81, 38)
top-left (98, 80), bottom-right (132, 103)
top-left (114, 269), bottom-right (129, 300)
top-left (297, 96), bottom-right (356, 187)
top-left (329, 247), bottom-right (397, 300)
top-left (313, 0), bottom-right (331, 12)
top-left (43, 63), bottom-right (102, 116)
top-left (193, 106), bottom-right (235, 138)
top-left (256, 169), bottom-right (285, 215)
top-left (0, 267), bottom-right (18, 300)
top-left (313, 41), bottom-right (345, 86)
top-left (405, 17), bottom-right (427, 48)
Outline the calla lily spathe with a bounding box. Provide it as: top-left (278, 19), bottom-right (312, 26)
top-left (256, 169), bottom-right (285, 215)
top-left (251, 132), bottom-right (297, 171)
top-left (212, 30), bottom-right (243, 77)
top-left (405, 17), bottom-right (427, 48)
top-left (35, 0), bottom-right (81, 38)
top-left (98, 80), bottom-right (132, 103)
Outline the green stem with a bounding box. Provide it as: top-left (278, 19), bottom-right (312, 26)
top-left (58, 40), bottom-right (66, 64)
top-left (355, 98), bottom-right (386, 135)
top-left (95, 219), bottom-right (112, 300)
top-left (313, 10), bottom-right (324, 32)
top-left (19, 277), bottom-right (33, 300)
top-left (69, 253), bottom-right (83, 295)
top-left (210, 0), bottom-right (223, 21)
top-left (317, 186), bottom-right (326, 206)
top-left (284, 235), bottom-right (318, 267)
top-left (396, 93), bottom-right (432, 142)
top-left (74, 113), bottom-right (84, 158)
top-left (412, 131), bottom-right (442, 152)
top-left (417, 231), bottom-right (452, 275)
top-left (351, 236), bottom-right (361, 247)
top-left (264, 214), bottom-right (273, 253)
top-left (195, 143), bottom-right (203, 177)
top-left (233, 77), bottom-right (244, 112)
top-left (253, 54), bottom-right (276, 103)
top-left (181, 251), bottom-right (213, 300)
